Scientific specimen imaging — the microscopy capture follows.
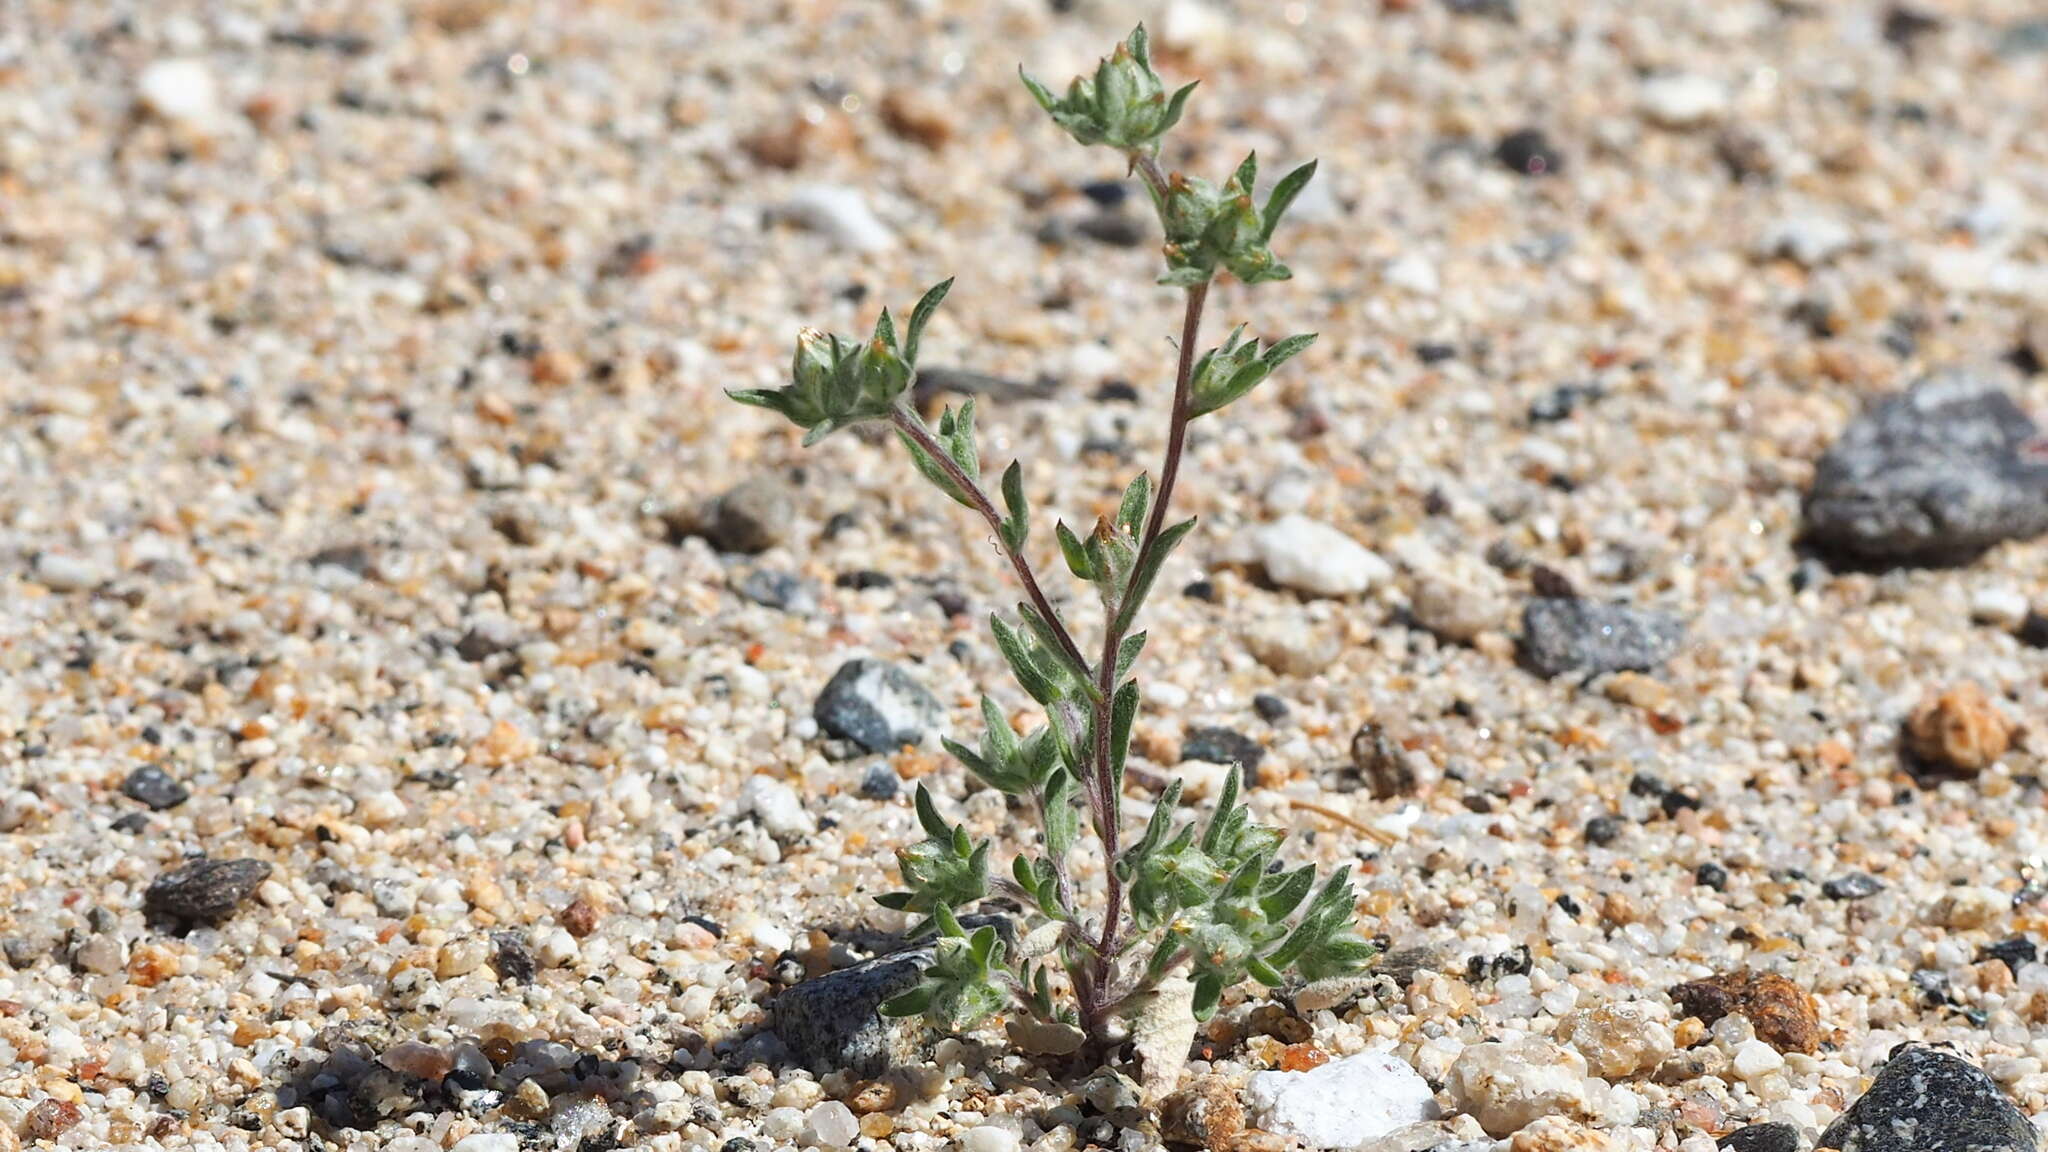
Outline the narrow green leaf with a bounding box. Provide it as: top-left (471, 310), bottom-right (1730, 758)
top-left (943, 736), bottom-right (1004, 791)
top-left (991, 614), bottom-right (1059, 704)
top-left (1110, 679), bottom-right (1140, 786)
top-left (1056, 521), bottom-right (1094, 580)
top-left (1019, 67), bottom-right (1059, 113)
top-left (879, 984), bottom-right (934, 1018)
top-left (1018, 603), bottom-right (1092, 694)
top-left (1158, 81), bottom-right (1197, 136)
top-left (904, 278), bottom-right (954, 367)
top-left (1247, 957), bottom-right (1285, 987)
top-left (948, 399), bottom-right (981, 480)
top-left (1191, 973), bottom-right (1223, 1021)
top-left (1262, 159), bottom-right (1318, 241)
top-left (1116, 473), bottom-right (1152, 535)
top-left (873, 307), bottom-right (898, 353)
top-left (1232, 151), bottom-right (1258, 194)
top-left (1127, 23), bottom-right (1152, 69)
top-left (1265, 332), bottom-right (1318, 367)
top-left (1042, 772), bottom-right (1079, 856)
top-left (874, 891), bottom-right (914, 911)
top-left (914, 785), bottom-right (951, 840)
top-left (897, 426), bottom-right (972, 508)
top-left (980, 696), bottom-right (1019, 762)
top-left (1259, 864), bottom-right (1316, 921)
top-left (1203, 766), bottom-right (1242, 855)
top-left (1113, 631), bottom-right (1147, 681)
top-left (1000, 461), bottom-right (1028, 549)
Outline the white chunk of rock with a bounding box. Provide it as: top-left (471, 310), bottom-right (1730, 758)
top-left (1247, 1049), bottom-right (1441, 1148)
top-left (137, 59), bottom-right (222, 126)
top-left (777, 185), bottom-right (894, 252)
top-left (742, 774), bottom-right (816, 839)
top-left (1249, 515), bottom-right (1391, 598)
top-left (1639, 74), bottom-right (1728, 128)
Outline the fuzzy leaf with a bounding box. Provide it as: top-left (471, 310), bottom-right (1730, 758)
top-left (991, 614), bottom-right (1060, 705)
top-left (1042, 771), bottom-right (1080, 857)
top-left (1116, 473), bottom-right (1152, 535)
top-left (1263, 160), bottom-right (1318, 241)
top-left (1109, 679), bottom-right (1140, 785)
top-left (904, 278), bottom-right (954, 367)
top-left (1056, 521), bottom-right (1095, 580)
top-left (1113, 632), bottom-right (1147, 682)
top-left (1000, 461), bottom-right (1029, 549)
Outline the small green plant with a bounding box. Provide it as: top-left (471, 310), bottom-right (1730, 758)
top-left (731, 26), bottom-right (1371, 1052)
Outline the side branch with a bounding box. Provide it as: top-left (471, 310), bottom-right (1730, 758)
top-left (889, 407), bottom-right (1092, 677)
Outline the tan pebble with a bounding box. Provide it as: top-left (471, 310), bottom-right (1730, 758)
top-left (879, 89), bottom-right (955, 148)
top-left (1603, 671), bottom-right (1673, 712)
top-left (1905, 682), bottom-right (2014, 774)
top-left (469, 719), bottom-right (536, 767)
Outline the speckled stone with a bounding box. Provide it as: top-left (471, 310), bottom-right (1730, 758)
top-left (1519, 597), bottom-right (1686, 677)
top-left (1817, 1046), bottom-right (2035, 1152)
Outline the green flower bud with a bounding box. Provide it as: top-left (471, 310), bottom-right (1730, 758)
top-left (1151, 153), bottom-right (1318, 287)
top-left (1020, 26), bottom-right (1196, 154)
top-left (727, 281), bottom-right (952, 443)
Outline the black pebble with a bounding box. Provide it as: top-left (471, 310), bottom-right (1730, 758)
top-left (1079, 180), bottom-right (1128, 207)
top-left (2018, 613), bottom-right (2048, 649)
top-left (144, 858), bottom-right (272, 930)
top-left (1252, 694), bottom-right (1290, 723)
top-left (1494, 128), bottom-right (1564, 176)
top-left (834, 570), bottom-right (893, 590)
top-left (1416, 342), bottom-right (1458, 364)
top-left (858, 762), bottom-right (901, 801)
top-left (1182, 579), bottom-right (1217, 602)
top-left (1979, 936), bottom-right (2038, 974)
top-left (1695, 861), bottom-right (1730, 890)
top-left (122, 765), bottom-right (190, 811)
top-left (491, 930), bottom-right (538, 983)
top-left (1584, 815), bottom-right (1623, 846)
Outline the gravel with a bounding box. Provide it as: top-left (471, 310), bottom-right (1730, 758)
top-left (142, 858), bottom-right (273, 931)
top-left (119, 764), bottom-right (190, 811)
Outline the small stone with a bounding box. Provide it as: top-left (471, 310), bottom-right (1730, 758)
top-left (1803, 372), bottom-right (2048, 561)
top-left (535, 927), bottom-right (579, 968)
top-left (1639, 74), bottom-right (1728, 128)
top-left (1970, 587), bottom-right (2030, 630)
top-left (1494, 128), bottom-right (1565, 176)
top-left (1349, 722), bottom-right (1424, 799)
top-left (776, 185), bottom-right (894, 253)
top-left (1242, 614), bottom-right (1340, 676)
top-left (878, 89), bottom-right (955, 148)
top-left (1930, 886), bottom-right (2006, 931)
top-left (455, 620), bottom-right (516, 662)
top-left (959, 1125), bottom-right (1020, 1152)
top-left (559, 896), bottom-right (602, 938)
top-left (144, 858), bottom-right (272, 930)
top-left (1446, 1039), bottom-right (1588, 1138)
top-left (1161, 1076), bottom-right (1248, 1151)
top-left (33, 553), bottom-right (102, 591)
top-left (804, 1101), bottom-right (860, 1148)
top-left (1558, 1002), bottom-right (1673, 1079)
top-left (1977, 936), bottom-right (2037, 974)
top-left (813, 659), bottom-right (943, 754)
top-left (1667, 970), bottom-right (1819, 1054)
top-left (706, 476), bottom-right (794, 554)
top-left (1822, 872), bottom-right (1885, 901)
top-left (381, 1040), bottom-right (454, 1081)
top-left (1520, 597), bottom-right (1685, 677)
top-left (137, 59), bottom-right (221, 126)
top-left (1182, 726), bottom-right (1264, 772)
top-left (1717, 1122), bottom-right (1799, 1152)
top-left (121, 765), bottom-right (190, 811)
top-left (1528, 383), bottom-right (1598, 424)
top-left (1731, 1038), bottom-right (1784, 1081)
top-left (1818, 1046), bottom-right (2035, 1152)
top-left (737, 568), bottom-right (815, 612)
top-left (857, 762), bottom-right (901, 801)
top-left (23, 1099), bottom-right (84, 1141)
top-left (1252, 693), bottom-right (1290, 723)
top-left (491, 931), bottom-right (537, 983)
top-left (1408, 566), bottom-right (1511, 645)
top-left (743, 774), bottom-right (816, 840)
top-left (1756, 213), bottom-right (1855, 267)
top-left (1248, 515), bottom-right (1392, 598)
top-left (451, 1132), bottom-right (519, 1152)
top-left (1905, 682), bottom-right (2016, 774)
top-left (1247, 1049), bottom-right (1441, 1148)
top-left (1005, 1018), bottom-right (1086, 1056)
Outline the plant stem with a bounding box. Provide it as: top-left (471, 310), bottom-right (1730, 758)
top-left (1080, 278), bottom-right (1210, 1032)
top-left (889, 407), bottom-right (1091, 677)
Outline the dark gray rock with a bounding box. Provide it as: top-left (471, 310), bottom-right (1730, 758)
top-left (1519, 597), bottom-right (1685, 677)
top-left (1181, 726), bottom-right (1264, 771)
top-left (813, 659), bottom-right (942, 753)
top-left (736, 568), bottom-right (815, 612)
top-left (1719, 1122), bottom-right (1801, 1152)
top-left (144, 858), bottom-right (272, 930)
top-left (773, 946), bottom-right (932, 1075)
top-left (857, 762), bottom-right (902, 801)
top-left (1802, 372), bottom-right (2048, 563)
top-left (1817, 1046), bottom-right (2036, 1152)
top-left (706, 476), bottom-right (794, 554)
top-left (121, 765), bottom-right (190, 811)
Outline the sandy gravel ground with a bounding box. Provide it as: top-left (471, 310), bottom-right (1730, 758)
top-left (1, 0), bottom-right (2046, 1149)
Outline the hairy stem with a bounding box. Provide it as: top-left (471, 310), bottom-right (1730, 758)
top-left (1080, 279), bottom-right (1210, 1030)
top-left (890, 407), bottom-right (1092, 677)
